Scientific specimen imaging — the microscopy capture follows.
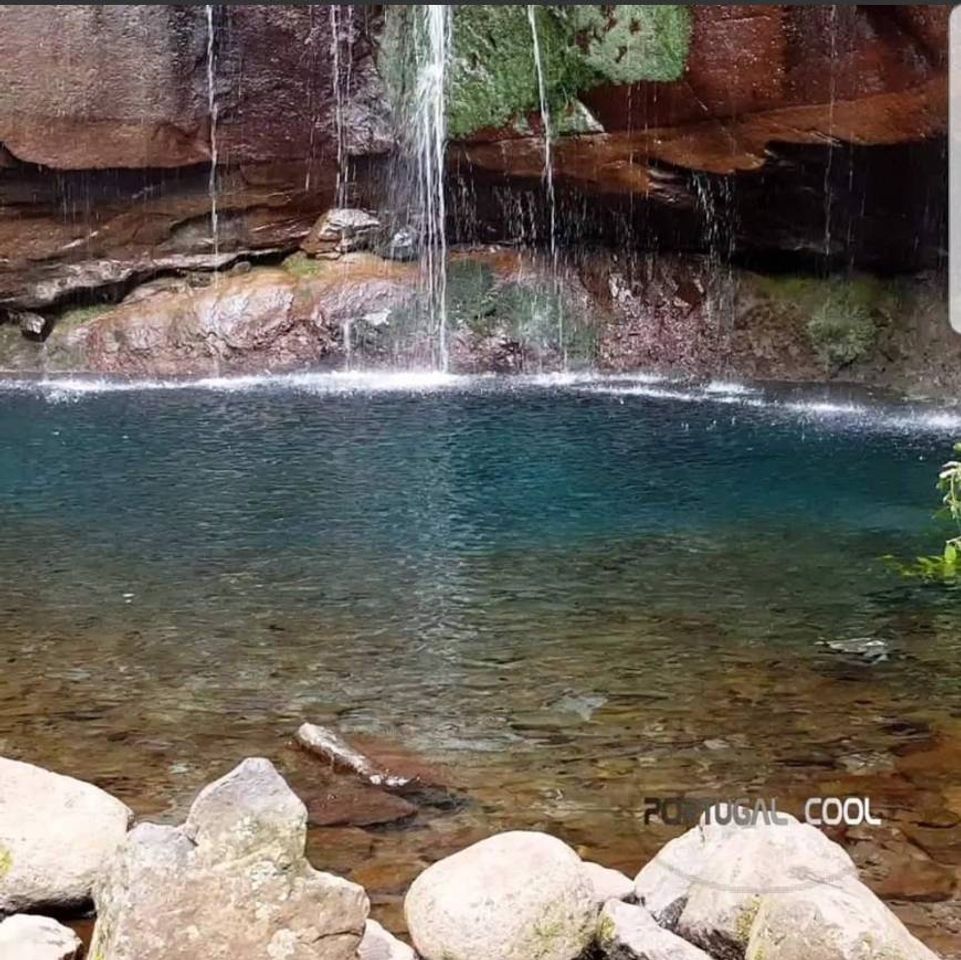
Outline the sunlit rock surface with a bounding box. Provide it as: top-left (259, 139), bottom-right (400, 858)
top-left (404, 831), bottom-right (597, 960)
top-left (89, 757), bottom-right (368, 960)
top-left (0, 757), bottom-right (132, 914)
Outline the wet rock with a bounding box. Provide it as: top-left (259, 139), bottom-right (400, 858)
top-left (597, 900), bottom-right (713, 960)
top-left (89, 757), bottom-right (368, 960)
top-left (11, 310), bottom-right (50, 341)
top-left (358, 919), bottom-right (415, 960)
top-left (822, 636), bottom-right (892, 663)
top-left (747, 881), bottom-right (941, 960)
top-left (0, 915), bottom-right (82, 960)
top-left (583, 862), bottom-right (635, 905)
top-left (0, 756), bottom-right (132, 913)
top-left (53, 268), bottom-right (339, 377)
top-left (296, 724), bottom-right (416, 789)
top-left (296, 723), bottom-right (448, 792)
top-left (382, 228), bottom-right (419, 263)
top-left (405, 831), bottom-right (597, 960)
top-left (302, 209), bottom-right (382, 258)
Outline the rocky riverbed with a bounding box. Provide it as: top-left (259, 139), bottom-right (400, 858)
top-left (0, 734), bottom-right (956, 960)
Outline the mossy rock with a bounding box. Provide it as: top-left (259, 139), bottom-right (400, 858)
top-left (380, 5), bottom-right (691, 140)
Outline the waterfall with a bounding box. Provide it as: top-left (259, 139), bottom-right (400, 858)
top-left (527, 6), bottom-right (565, 367)
top-left (204, 5), bottom-right (219, 264)
top-left (329, 5), bottom-right (355, 208)
top-left (412, 5), bottom-right (452, 371)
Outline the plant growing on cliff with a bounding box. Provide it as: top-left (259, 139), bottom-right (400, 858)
top-left (807, 287), bottom-right (878, 370)
top-left (380, 5), bottom-right (692, 140)
top-left (887, 443), bottom-right (961, 582)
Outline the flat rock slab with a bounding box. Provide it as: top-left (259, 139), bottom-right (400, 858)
top-left (0, 757), bottom-right (132, 912)
top-left (598, 900), bottom-right (714, 960)
top-left (0, 914), bottom-right (82, 960)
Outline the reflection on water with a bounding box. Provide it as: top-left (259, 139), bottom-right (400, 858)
top-left (0, 373), bottom-right (959, 945)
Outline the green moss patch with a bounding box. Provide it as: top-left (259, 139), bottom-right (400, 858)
top-left (380, 5), bottom-right (692, 140)
top-left (281, 252), bottom-right (326, 279)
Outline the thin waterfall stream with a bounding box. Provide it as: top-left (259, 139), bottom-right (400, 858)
top-left (412, 4), bottom-right (452, 371)
top-left (527, 6), bottom-right (565, 367)
top-left (204, 4), bottom-right (219, 266)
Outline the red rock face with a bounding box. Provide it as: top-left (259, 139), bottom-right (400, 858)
top-left (0, 4), bottom-right (950, 356)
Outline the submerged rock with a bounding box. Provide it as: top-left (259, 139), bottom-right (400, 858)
top-left (0, 756), bottom-right (132, 913)
top-left (0, 915), bottom-right (82, 960)
top-left (296, 723), bottom-right (415, 789)
top-left (89, 757), bottom-right (368, 960)
top-left (404, 831), bottom-right (597, 960)
top-left (598, 900), bottom-right (713, 960)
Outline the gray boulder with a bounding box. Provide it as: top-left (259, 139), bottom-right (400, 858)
top-left (0, 915), bottom-right (81, 960)
top-left (302, 209), bottom-right (381, 257)
top-left (89, 757), bottom-right (368, 960)
top-left (358, 919), bottom-right (415, 960)
top-left (405, 831), bottom-right (597, 960)
top-left (598, 900), bottom-right (714, 960)
top-left (0, 757), bottom-right (132, 912)
top-left (746, 881), bottom-right (941, 960)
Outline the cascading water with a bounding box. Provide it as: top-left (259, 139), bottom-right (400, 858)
top-left (527, 6), bottom-right (565, 368)
top-left (411, 5), bottom-right (452, 372)
top-left (204, 5), bottom-right (219, 264)
top-left (329, 4), bottom-right (355, 209)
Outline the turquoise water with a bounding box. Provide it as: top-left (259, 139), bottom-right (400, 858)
top-left (1, 371), bottom-right (960, 918)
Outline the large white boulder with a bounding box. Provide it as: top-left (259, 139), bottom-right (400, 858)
top-left (89, 758), bottom-right (368, 960)
top-left (0, 757), bottom-right (132, 912)
top-left (676, 821), bottom-right (857, 958)
top-left (745, 879), bottom-right (940, 960)
top-left (598, 900), bottom-right (715, 960)
top-left (0, 914), bottom-right (81, 960)
top-left (404, 831), bottom-right (597, 960)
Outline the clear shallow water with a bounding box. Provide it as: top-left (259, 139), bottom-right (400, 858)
top-left (1, 372), bottom-right (960, 935)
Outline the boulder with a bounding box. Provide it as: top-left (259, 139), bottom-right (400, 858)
top-left (745, 880), bottom-right (941, 960)
top-left (358, 919), bottom-right (415, 960)
top-left (89, 757), bottom-right (368, 960)
top-left (302, 209), bottom-right (382, 257)
top-left (405, 831), bottom-right (597, 960)
top-left (583, 862), bottom-right (635, 905)
top-left (675, 822), bottom-right (858, 959)
top-left (0, 757), bottom-right (132, 913)
top-left (12, 310), bottom-right (50, 341)
top-left (0, 915), bottom-right (82, 960)
top-left (597, 900), bottom-right (714, 960)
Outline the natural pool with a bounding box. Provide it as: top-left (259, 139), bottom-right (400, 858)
top-left (1, 372), bottom-right (960, 938)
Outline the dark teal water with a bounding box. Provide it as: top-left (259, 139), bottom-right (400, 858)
top-left (1, 372), bottom-right (960, 888)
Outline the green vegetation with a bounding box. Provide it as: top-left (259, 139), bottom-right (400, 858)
top-left (889, 443), bottom-right (961, 582)
top-left (753, 274), bottom-right (893, 372)
top-left (281, 252), bottom-right (325, 279)
top-left (380, 5), bottom-right (692, 139)
top-left (57, 303), bottom-right (115, 327)
top-left (0, 846), bottom-right (11, 879)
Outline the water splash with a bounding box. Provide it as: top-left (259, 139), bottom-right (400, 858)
top-left (412, 5), bottom-right (452, 371)
top-left (204, 5), bottom-right (219, 263)
top-left (527, 5), bottom-right (565, 367)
